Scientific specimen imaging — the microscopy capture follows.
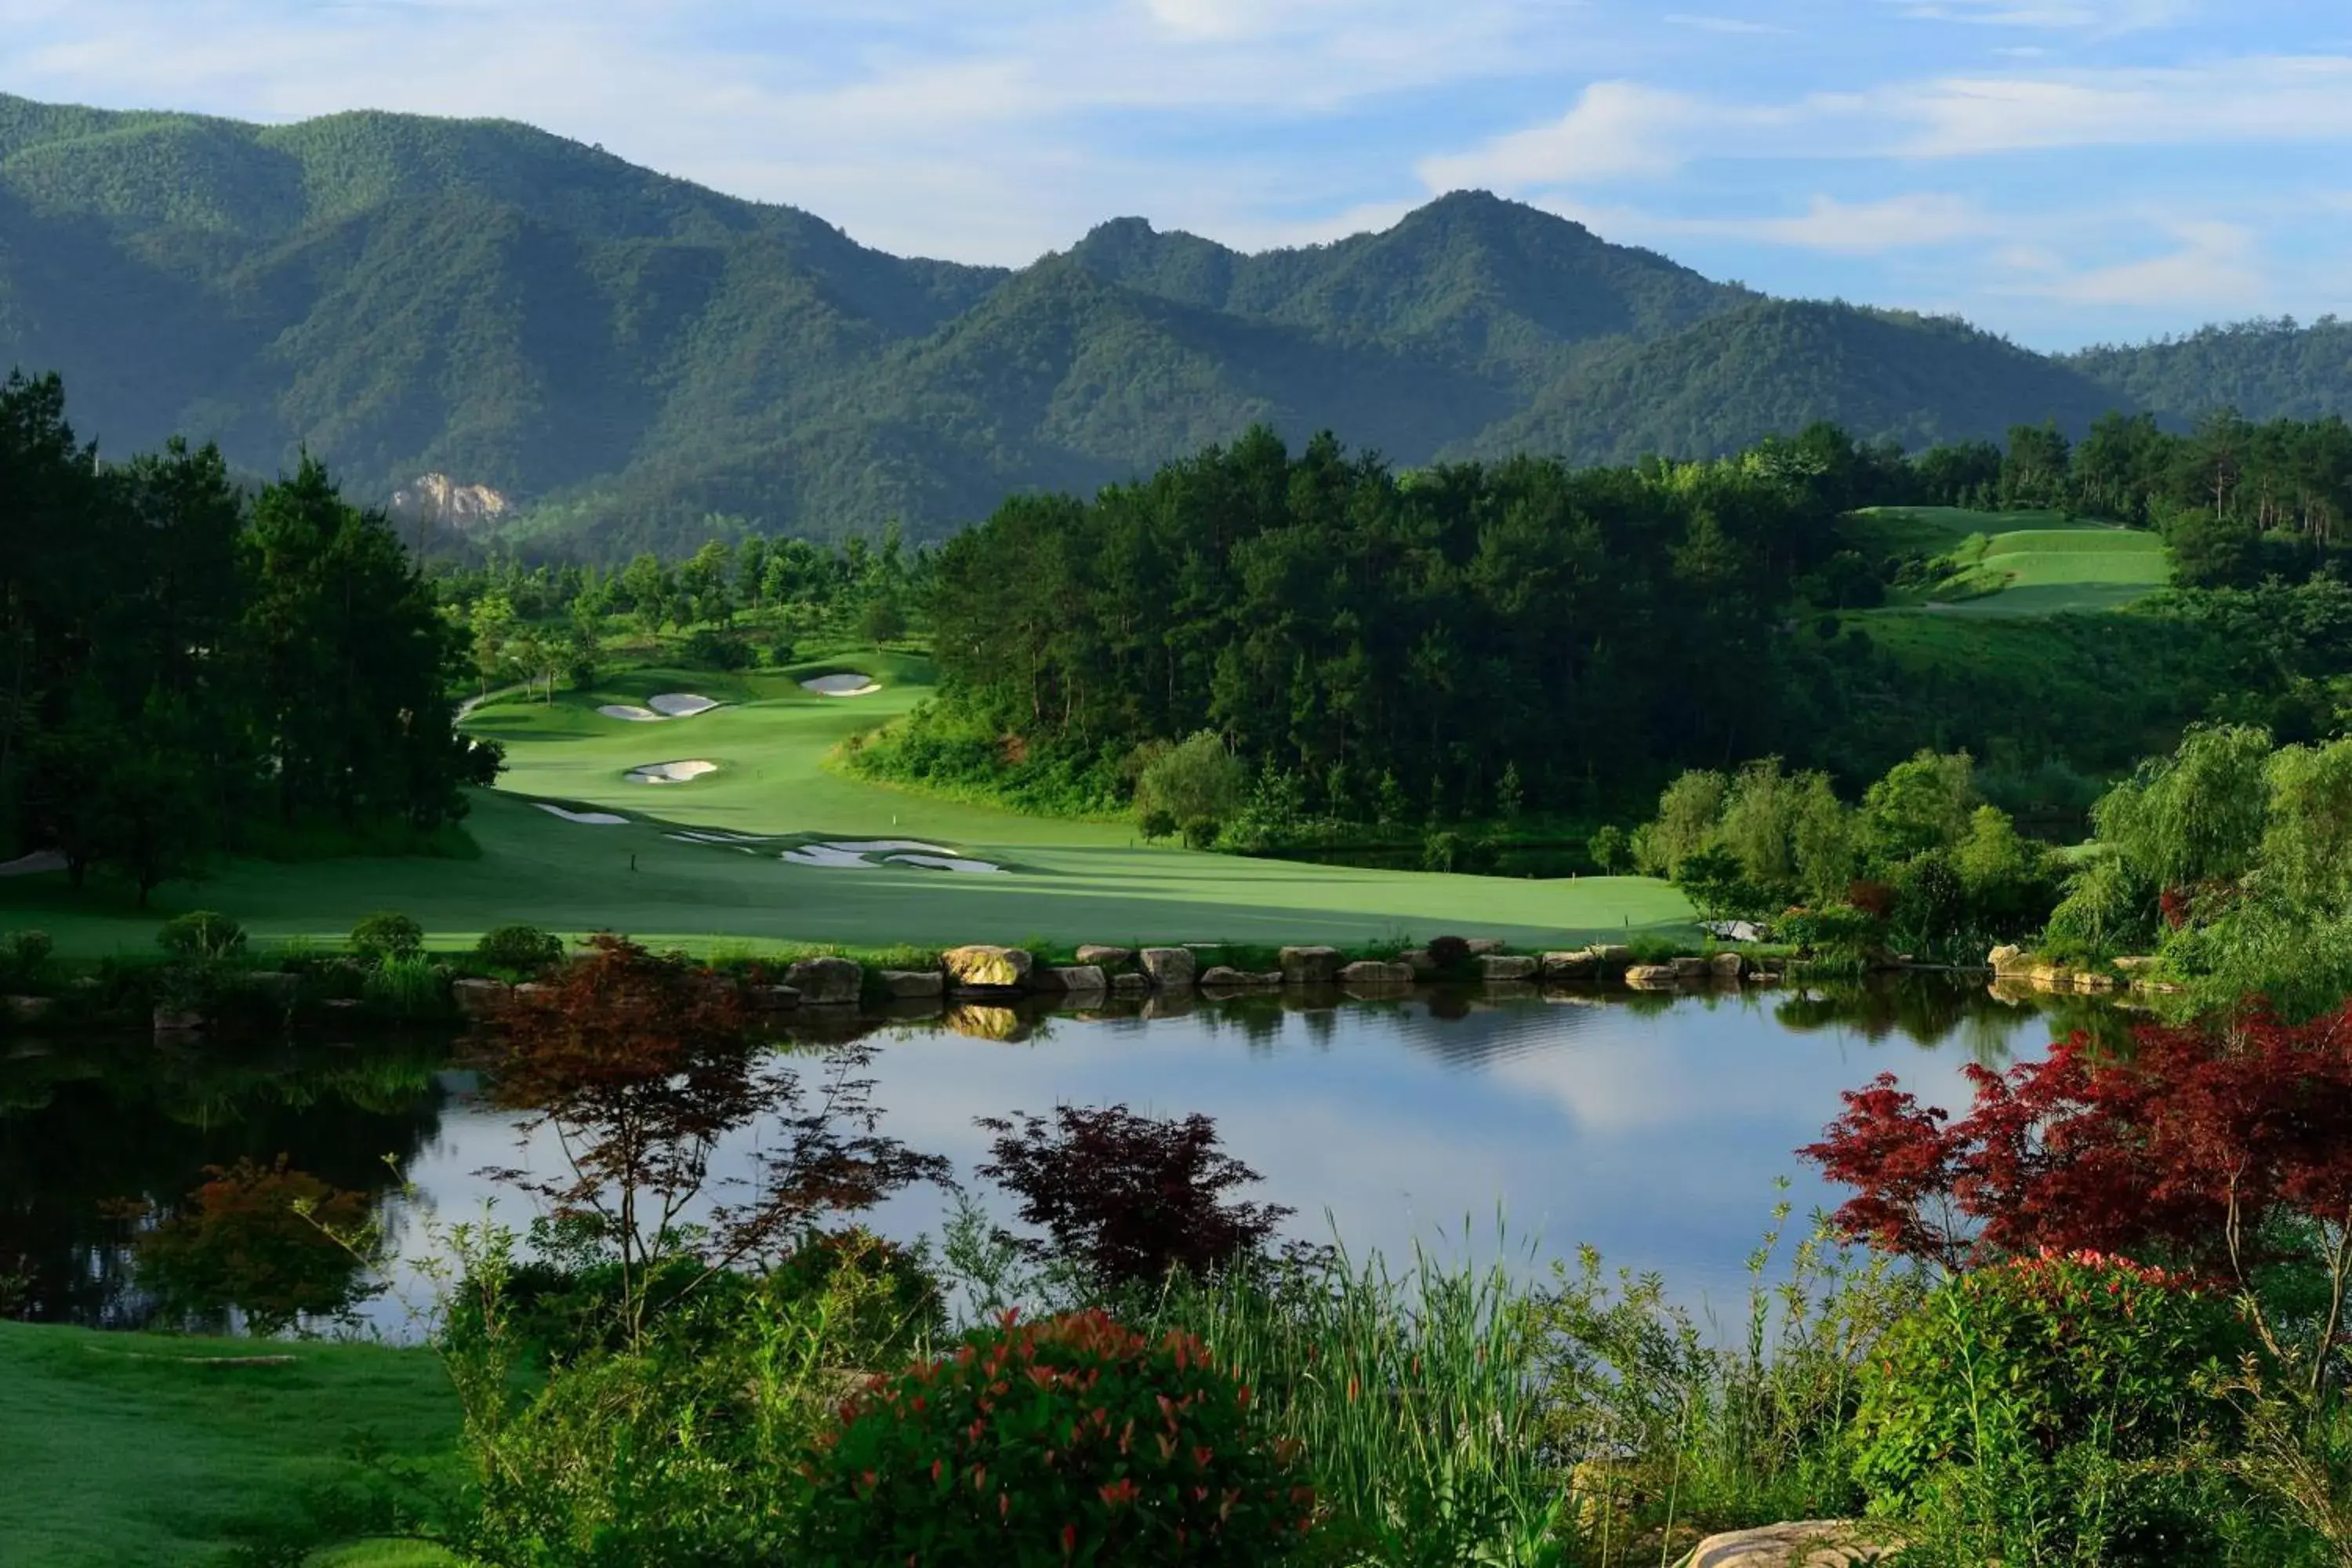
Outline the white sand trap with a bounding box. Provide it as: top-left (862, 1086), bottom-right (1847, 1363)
top-left (627, 760), bottom-right (718, 785)
top-left (801, 673), bottom-right (882, 697)
top-left (667, 829), bottom-right (779, 844)
top-left (825, 840), bottom-right (955, 855)
top-left (782, 844), bottom-right (877, 869)
top-left (648, 694), bottom-right (720, 717)
top-left (0, 849), bottom-right (67, 877)
top-left (535, 804), bottom-right (629, 826)
top-left (598, 705), bottom-right (664, 722)
top-left (888, 854), bottom-right (1006, 874)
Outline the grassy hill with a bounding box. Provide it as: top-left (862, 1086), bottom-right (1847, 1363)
top-left (1843, 506), bottom-right (2173, 617)
top-left (1, 91), bottom-right (2343, 553)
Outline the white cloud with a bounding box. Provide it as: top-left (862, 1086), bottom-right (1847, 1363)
top-left (1416, 81), bottom-right (1740, 191)
top-left (1887, 0), bottom-right (2195, 33)
top-left (1664, 12), bottom-right (1793, 34)
top-left (2008, 220), bottom-right (2268, 308)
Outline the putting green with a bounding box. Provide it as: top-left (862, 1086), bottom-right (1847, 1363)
top-left (2, 655), bottom-right (1694, 956)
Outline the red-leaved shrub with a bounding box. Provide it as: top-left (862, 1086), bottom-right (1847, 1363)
top-left (800, 1308), bottom-right (1316, 1566)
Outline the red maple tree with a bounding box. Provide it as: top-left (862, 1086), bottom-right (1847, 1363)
top-left (1804, 1004), bottom-right (2352, 1392)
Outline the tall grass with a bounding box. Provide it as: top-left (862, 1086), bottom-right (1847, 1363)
top-left (1152, 1236), bottom-right (1567, 1567)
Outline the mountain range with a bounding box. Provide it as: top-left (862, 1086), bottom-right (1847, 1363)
top-left (2, 92), bottom-right (2346, 554)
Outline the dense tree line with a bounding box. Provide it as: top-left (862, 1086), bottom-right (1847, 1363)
top-left (0, 373), bottom-right (491, 900)
top-left (861, 423), bottom-right (2352, 835)
top-left (867, 425), bottom-right (1873, 827)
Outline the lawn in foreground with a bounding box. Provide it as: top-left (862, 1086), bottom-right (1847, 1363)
top-left (3, 658), bottom-right (1696, 957)
top-left (0, 1321), bottom-right (456, 1568)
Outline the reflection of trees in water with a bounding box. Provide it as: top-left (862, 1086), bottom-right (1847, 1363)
top-left (0, 1034), bottom-right (449, 1329)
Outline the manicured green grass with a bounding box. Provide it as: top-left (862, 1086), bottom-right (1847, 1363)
top-left (1842, 507), bottom-right (2171, 619)
top-left (0, 1321), bottom-right (456, 1567)
top-left (2, 655), bottom-right (1697, 958)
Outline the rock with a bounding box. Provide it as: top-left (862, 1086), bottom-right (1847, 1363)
top-left (785, 956), bottom-right (862, 1006)
top-left (1624, 964), bottom-right (1682, 990)
top-left (1587, 944), bottom-right (1633, 971)
top-left (1711, 951), bottom-right (1748, 982)
top-left (1398, 948), bottom-right (1439, 979)
top-left (152, 1007), bottom-right (205, 1034)
top-left (1279, 946), bottom-right (1343, 985)
top-left (5, 996), bottom-right (55, 1023)
top-left (1542, 950), bottom-right (1598, 981)
top-left (1109, 972), bottom-right (1153, 998)
top-left (878, 969), bottom-right (944, 1000)
top-left (1465, 938), bottom-right (1507, 956)
top-left (1479, 955), bottom-right (1539, 982)
top-left (248, 971), bottom-right (302, 1005)
top-left (1681, 1520), bottom-right (1902, 1567)
top-left (1340, 960), bottom-right (1414, 986)
top-left (451, 978), bottom-right (512, 1017)
top-left (2111, 956), bottom-right (2161, 975)
top-left (1749, 971), bottom-right (1784, 985)
top-left (1036, 965), bottom-right (1109, 995)
top-left (1140, 947), bottom-right (1198, 989)
top-left (1671, 955), bottom-right (1711, 981)
top-left (1988, 943), bottom-right (2027, 972)
top-left (2074, 971), bottom-right (2121, 993)
top-left (1253, 971), bottom-right (1286, 987)
top-left (943, 945), bottom-right (1033, 991)
top-left (513, 982), bottom-right (554, 1002)
top-left (1075, 945), bottom-right (1135, 971)
top-left (746, 984), bottom-right (801, 1012)
top-left (1200, 966), bottom-right (1252, 989)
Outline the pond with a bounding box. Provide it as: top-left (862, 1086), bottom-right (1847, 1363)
top-left (0, 978), bottom-right (2129, 1338)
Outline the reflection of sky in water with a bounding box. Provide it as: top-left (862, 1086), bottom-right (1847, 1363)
top-left (383, 989), bottom-right (2054, 1337)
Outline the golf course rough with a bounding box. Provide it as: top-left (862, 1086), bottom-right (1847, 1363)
top-left (0, 657), bottom-right (1698, 956)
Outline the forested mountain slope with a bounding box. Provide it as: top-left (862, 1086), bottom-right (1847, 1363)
top-left (0, 91), bottom-right (2342, 552)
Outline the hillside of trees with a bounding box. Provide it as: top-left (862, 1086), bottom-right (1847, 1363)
top-left (2, 94), bottom-right (2347, 557)
top-left (0, 372), bottom-right (494, 891)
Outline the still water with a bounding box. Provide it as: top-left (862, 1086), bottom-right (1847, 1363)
top-left (0, 979), bottom-right (2125, 1337)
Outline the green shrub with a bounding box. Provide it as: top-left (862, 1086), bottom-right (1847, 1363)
top-left (1854, 1252), bottom-right (2248, 1563)
top-left (1779, 904), bottom-right (1882, 956)
top-left (156, 910), bottom-right (246, 961)
top-left (350, 910), bottom-right (426, 965)
top-left (1180, 815), bottom-right (1221, 851)
top-left (1138, 807), bottom-right (1178, 842)
top-left (801, 1308), bottom-right (1315, 1566)
top-left (475, 924), bottom-right (565, 975)
top-left (0, 929), bottom-right (53, 984)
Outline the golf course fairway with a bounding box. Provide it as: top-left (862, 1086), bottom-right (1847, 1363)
top-left (0, 655), bottom-right (1694, 956)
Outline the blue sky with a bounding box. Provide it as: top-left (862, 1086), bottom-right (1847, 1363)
top-left (4, 0), bottom-right (2347, 347)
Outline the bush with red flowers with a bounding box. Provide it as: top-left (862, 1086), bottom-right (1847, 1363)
top-left (799, 1308), bottom-right (1316, 1566)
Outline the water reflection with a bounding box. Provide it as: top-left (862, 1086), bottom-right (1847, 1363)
top-left (2, 978), bottom-right (2112, 1334)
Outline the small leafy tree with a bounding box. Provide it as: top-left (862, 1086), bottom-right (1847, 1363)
top-left (482, 934), bottom-right (950, 1344)
top-left (350, 910), bottom-right (425, 965)
top-left (156, 909), bottom-right (245, 961)
top-left (975, 1105), bottom-right (1294, 1292)
top-left (1135, 731), bottom-right (1245, 837)
top-left (1586, 825), bottom-right (1630, 875)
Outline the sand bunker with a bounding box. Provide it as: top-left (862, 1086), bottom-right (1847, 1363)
top-left (887, 854), bottom-right (1005, 874)
top-left (597, 693), bottom-right (720, 722)
top-left (666, 829), bottom-right (779, 844)
top-left (627, 760), bottom-right (718, 785)
top-left (0, 849), bottom-right (67, 877)
top-left (780, 844), bottom-right (877, 869)
top-left (779, 840), bottom-right (1005, 873)
top-left (801, 673), bottom-right (881, 697)
top-left (535, 804), bottom-right (629, 826)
